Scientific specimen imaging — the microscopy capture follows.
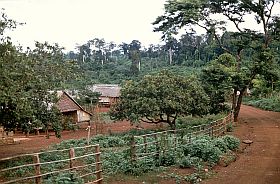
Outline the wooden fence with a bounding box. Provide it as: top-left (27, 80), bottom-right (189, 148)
top-left (131, 113), bottom-right (233, 161)
top-left (0, 144), bottom-right (102, 184)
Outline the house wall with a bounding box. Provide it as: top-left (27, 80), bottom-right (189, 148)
top-left (77, 110), bottom-right (91, 123)
top-left (62, 111), bottom-right (78, 123)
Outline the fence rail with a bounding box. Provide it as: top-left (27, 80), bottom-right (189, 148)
top-left (0, 144), bottom-right (102, 184)
top-left (131, 113), bottom-right (233, 161)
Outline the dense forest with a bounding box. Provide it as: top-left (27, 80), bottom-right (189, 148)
top-left (1, 0), bottom-right (280, 135)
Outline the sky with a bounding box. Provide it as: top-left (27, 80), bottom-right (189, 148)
top-left (1, 0), bottom-right (279, 52)
top-left (0, 0), bottom-right (166, 51)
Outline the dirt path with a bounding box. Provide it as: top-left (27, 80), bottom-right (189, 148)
top-left (204, 105), bottom-right (280, 184)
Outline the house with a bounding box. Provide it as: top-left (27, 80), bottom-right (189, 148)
top-left (89, 84), bottom-right (121, 107)
top-left (56, 91), bottom-right (92, 124)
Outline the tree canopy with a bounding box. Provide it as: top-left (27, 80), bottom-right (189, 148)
top-left (109, 70), bottom-right (209, 128)
top-left (0, 11), bottom-right (78, 137)
top-left (153, 0), bottom-right (280, 121)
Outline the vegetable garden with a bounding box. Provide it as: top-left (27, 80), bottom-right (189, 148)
top-left (0, 113), bottom-right (240, 184)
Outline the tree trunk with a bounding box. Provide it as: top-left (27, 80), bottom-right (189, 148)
top-left (168, 48), bottom-right (172, 65)
top-left (232, 88), bottom-right (237, 111)
top-left (233, 88), bottom-right (245, 122)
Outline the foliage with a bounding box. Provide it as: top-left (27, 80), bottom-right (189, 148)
top-left (0, 11), bottom-right (79, 136)
top-left (159, 150), bottom-right (177, 166)
top-left (178, 155), bottom-right (202, 169)
top-left (109, 70), bottom-right (210, 128)
top-left (182, 137), bottom-right (222, 166)
top-left (45, 172), bottom-right (84, 184)
top-left (222, 135), bottom-right (240, 151)
top-left (226, 123), bottom-right (234, 132)
top-left (220, 150), bottom-right (237, 167)
top-left (74, 88), bottom-right (100, 106)
top-left (212, 138), bottom-right (228, 153)
top-left (200, 53), bottom-right (236, 114)
top-left (244, 96), bottom-right (280, 112)
top-left (176, 113), bottom-right (226, 129)
top-left (153, 0), bottom-right (280, 122)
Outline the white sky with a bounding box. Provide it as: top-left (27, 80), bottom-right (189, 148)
top-left (1, 0), bottom-right (279, 52)
top-left (1, 0), bottom-right (166, 51)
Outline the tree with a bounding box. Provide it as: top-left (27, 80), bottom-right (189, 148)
top-left (201, 53), bottom-right (236, 114)
top-left (0, 11), bottom-right (78, 137)
top-left (129, 40), bottom-right (142, 75)
top-left (109, 70), bottom-right (209, 129)
top-left (153, 0), bottom-right (280, 121)
top-left (74, 88), bottom-right (100, 106)
top-left (0, 11), bottom-right (33, 132)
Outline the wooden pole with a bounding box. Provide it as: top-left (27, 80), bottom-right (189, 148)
top-left (95, 145), bottom-right (102, 184)
top-left (211, 122), bottom-right (214, 138)
top-left (87, 125), bottom-right (91, 145)
top-left (174, 129), bottom-right (177, 150)
top-left (69, 148), bottom-right (75, 170)
top-left (131, 136), bottom-right (136, 161)
top-left (33, 154), bottom-right (42, 184)
top-left (143, 135), bottom-right (147, 153)
top-left (154, 134), bottom-right (159, 161)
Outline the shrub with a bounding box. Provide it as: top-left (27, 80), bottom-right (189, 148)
top-left (159, 151), bottom-right (176, 166)
top-left (226, 123), bottom-right (234, 132)
top-left (219, 150), bottom-right (237, 167)
top-left (178, 155), bottom-right (202, 169)
top-left (45, 172), bottom-right (84, 184)
top-left (183, 138), bottom-right (222, 165)
top-left (212, 137), bottom-right (228, 153)
top-left (245, 96), bottom-right (280, 112)
top-left (222, 135), bottom-right (240, 151)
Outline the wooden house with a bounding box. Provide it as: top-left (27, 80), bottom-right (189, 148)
top-left (56, 91), bottom-right (92, 124)
top-left (89, 84), bottom-right (121, 107)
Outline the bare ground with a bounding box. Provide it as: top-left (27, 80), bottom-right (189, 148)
top-left (203, 105), bottom-right (280, 184)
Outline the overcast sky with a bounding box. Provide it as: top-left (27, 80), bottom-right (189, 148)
top-left (1, 0), bottom-right (280, 52)
top-left (1, 0), bottom-right (166, 51)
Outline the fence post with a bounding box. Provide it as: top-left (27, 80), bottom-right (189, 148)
top-left (69, 148), bottom-right (75, 170)
top-left (154, 134), bottom-right (160, 161)
top-left (95, 145), bottom-right (102, 184)
top-left (165, 131), bottom-right (168, 149)
top-left (131, 136), bottom-right (136, 161)
top-left (33, 154), bottom-right (42, 184)
top-left (223, 117), bottom-right (227, 134)
top-left (143, 135), bottom-right (147, 154)
top-left (210, 122), bottom-right (214, 138)
top-left (174, 129), bottom-right (177, 150)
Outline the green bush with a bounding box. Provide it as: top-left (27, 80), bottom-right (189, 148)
top-left (176, 113), bottom-right (227, 129)
top-left (159, 151), bottom-right (176, 166)
top-left (45, 172), bottom-right (84, 184)
top-left (222, 135), bottom-right (240, 151)
top-left (178, 155), bottom-right (202, 169)
top-left (226, 123), bottom-right (234, 132)
top-left (212, 137), bottom-right (228, 153)
top-left (183, 137), bottom-right (222, 165)
top-left (245, 96), bottom-right (280, 112)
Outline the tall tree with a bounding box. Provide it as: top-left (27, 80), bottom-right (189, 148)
top-left (153, 0), bottom-right (280, 121)
top-left (129, 40), bottom-right (141, 74)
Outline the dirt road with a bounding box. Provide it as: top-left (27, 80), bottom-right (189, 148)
top-left (204, 105), bottom-right (280, 184)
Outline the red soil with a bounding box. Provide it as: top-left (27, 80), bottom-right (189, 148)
top-left (1, 105), bottom-right (280, 184)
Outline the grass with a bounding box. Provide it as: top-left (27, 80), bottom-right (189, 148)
top-left (243, 96), bottom-right (280, 112)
